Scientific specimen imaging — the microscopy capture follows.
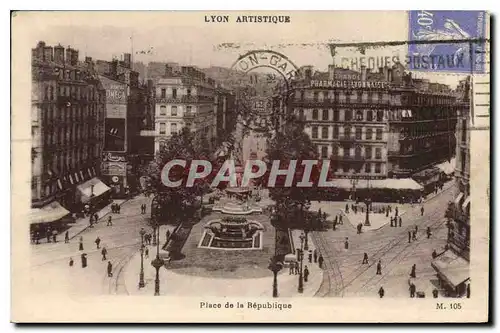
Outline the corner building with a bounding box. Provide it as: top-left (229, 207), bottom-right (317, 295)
top-left (31, 42), bottom-right (106, 229)
top-left (281, 64), bottom-right (457, 200)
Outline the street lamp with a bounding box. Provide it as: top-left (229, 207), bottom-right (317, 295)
top-left (138, 228), bottom-right (146, 288)
top-left (298, 233), bottom-right (306, 293)
top-left (268, 256), bottom-right (283, 298)
top-left (151, 195), bottom-right (164, 296)
top-left (364, 179), bottom-right (372, 227)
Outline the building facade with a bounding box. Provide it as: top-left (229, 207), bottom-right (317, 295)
top-left (31, 41), bottom-right (107, 224)
top-left (96, 54), bottom-right (149, 197)
top-left (149, 64), bottom-right (218, 153)
top-left (277, 64), bottom-right (457, 199)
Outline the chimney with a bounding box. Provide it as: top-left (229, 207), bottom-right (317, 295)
top-left (328, 65), bottom-right (335, 80)
top-left (361, 65), bottom-right (367, 82)
top-left (123, 53), bottom-right (131, 68)
top-left (66, 47), bottom-right (73, 64)
top-left (35, 41), bottom-right (46, 60)
top-left (43, 46), bottom-right (53, 62)
top-left (71, 49), bottom-right (79, 66)
top-left (54, 44), bottom-right (65, 64)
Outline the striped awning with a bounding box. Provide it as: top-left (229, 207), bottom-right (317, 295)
top-left (77, 177), bottom-right (111, 203)
top-left (454, 192), bottom-right (464, 205)
top-left (431, 250), bottom-right (470, 288)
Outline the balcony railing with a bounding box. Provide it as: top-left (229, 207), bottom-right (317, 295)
top-left (155, 96), bottom-right (214, 104)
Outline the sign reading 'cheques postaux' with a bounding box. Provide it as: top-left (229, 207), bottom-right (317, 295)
top-left (408, 10), bottom-right (487, 73)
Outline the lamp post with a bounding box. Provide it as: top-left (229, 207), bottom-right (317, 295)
top-left (298, 233), bottom-right (305, 293)
top-left (138, 228), bottom-right (146, 288)
top-left (150, 195), bottom-right (164, 296)
top-left (364, 179), bottom-right (372, 227)
top-left (268, 256), bottom-right (283, 297)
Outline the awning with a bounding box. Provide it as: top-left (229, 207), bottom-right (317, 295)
top-left (77, 177), bottom-right (111, 203)
top-left (30, 201), bottom-right (70, 225)
top-left (328, 178), bottom-right (423, 190)
top-left (462, 196), bottom-right (470, 210)
top-left (454, 192), bottom-right (464, 205)
top-left (436, 158), bottom-right (456, 175)
top-left (431, 250), bottom-right (470, 288)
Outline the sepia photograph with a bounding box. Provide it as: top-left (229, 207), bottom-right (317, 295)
top-left (11, 10), bottom-right (490, 323)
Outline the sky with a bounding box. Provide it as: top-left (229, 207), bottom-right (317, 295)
top-left (22, 11), bottom-right (477, 88)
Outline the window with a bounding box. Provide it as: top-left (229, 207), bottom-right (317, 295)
top-left (333, 110), bottom-right (339, 121)
top-left (312, 109), bottom-right (318, 120)
top-left (321, 127), bottom-right (328, 139)
top-left (376, 129), bottom-right (383, 140)
top-left (365, 147), bottom-right (372, 159)
top-left (357, 92), bottom-right (362, 103)
top-left (376, 110), bottom-right (384, 122)
top-left (355, 127), bottom-right (362, 140)
top-left (365, 162), bottom-right (371, 173)
top-left (187, 88), bottom-right (192, 97)
top-left (333, 125), bottom-right (339, 139)
top-left (171, 106), bottom-right (178, 116)
top-left (313, 92), bottom-right (319, 101)
top-left (171, 123), bottom-right (178, 134)
top-left (368, 92), bottom-right (373, 103)
top-left (334, 92), bottom-right (339, 103)
top-left (160, 105), bottom-right (167, 115)
top-left (366, 128), bottom-right (373, 140)
top-left (311, 126), bottom-right (318, 139)
top-left (300, 90), bottom-right (305, 100)
top-left (356, 111), bottom-right (363, 121)
top-left (159, 123), bottom-right (166, 135)
top-left (461, 119), bottom-right (467, 143)
top-left (186, 105), bottom-right (192, 115)
top-left (355, 146), bottom-right (362, 159)
top-left (366, 110), bottom-right (373, 121)
top-left (344, 126), bottom-right (351, 138)
top-left (343, 146), bottom-right (350, 157)
top-left (321, 146), bottom-right (328, 158)
top-left (375, 163), bottom-right (382, 173)
top-left (322, 109), bottom-right (329, 121)
top-left (172, 88), bottom-right (177, 99)
top-left (44, 86), bottom-right (49, 100)
top-left (375, 148), bottom-right (382, 159)
top-left (298, 109), bottom-right (304, 120)
top-left (332, 145), bottom-right (339, 157)
top-left (345, 110), bottom-right (352, 121)
top-left (161, 89), bottom-right (166, 98)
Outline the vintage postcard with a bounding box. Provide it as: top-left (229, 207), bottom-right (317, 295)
top-left (11, 11), bottom-right (490, 323)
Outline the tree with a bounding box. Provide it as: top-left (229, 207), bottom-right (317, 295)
top-left (142, 127), bottom-right (213, 224)
top-left (266, 116), bottom-right (318, 229)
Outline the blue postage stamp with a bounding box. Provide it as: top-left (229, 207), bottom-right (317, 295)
top-left (408, 10), bottom-right (486, 73)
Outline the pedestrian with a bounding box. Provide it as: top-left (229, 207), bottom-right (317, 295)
top-left (376, 260), bottom-right (382, 275)
top-left (426, 226), bottom-right (432, 239)
top-left (95, 236), bottom-right (101, 249)
top-left (345, 204), bottom-right (349, 214)
top-left (362, 252), bottom-right (369, 264)
top-left (46, 228), bottom-right (51, 243)
top-left (378, 287), bottom-right (385, 298)
top-left (35, 231), bottom-right (40, 244)
top-left (344, 237), bottom-right (349, 250)
top-left (410, 264), bottom-right (416, 278)
top-left (101, 247), bottom-right (107, 261)
top-left (52, 229), bottom-right (57, 243)
top-left (118, 205), bottom-right (121, 214)
top-left (332, 220), bottom-right (337, 231)
top-left (69, 257), bottom-right (74, 267)
top-left (466, 284), bottom-right (470, 298)
top-left (409, 283), bottom-right (416, 298)
top-left (107, 261), bottom-right (113, 277)
top-left (412, 230), bottom-right (417, 241)
top-left (334, 215), bottom-right (338, 225)
top-left (415, 225), bottom-right (418, 233)
top-left (432, 250), bottom-right (437, 259)
top-left (395, 207), bottom-right (399, 217)
top-left (64, 231), bottom-right (69, 243)
top-left (313, 249), bottom-right (318, 263)
top-left (386, 209), bottom-right (389, 217)
top-left (94, 213), bottom-right (99, 223)
top-left (390, 217), bottom-right (394, 227)
top-left (107, 216), bottom-right (112, 226)
top-left (81, 253), bottom-right (88, 268)
top-left (399, 216), bottom-right (402, 227)
top-left (339, 215), bottom-right (343, 225)
top-left (318, 255), bottom-right (324, 269)
top-left (145, 247), bottom-right (149, 258)
top-left (30, 231), bottom-right (35, 244)
top-left (308, 250), bottom-right (312, 263)
top-left (357, 223), bottom-right (362, 234)
top-left (304, 265), bottom-right (310, 282)
top-left (79, 236), bottom-right (84, 251)
top-left (420, 206), bottom-right (425, 216)
top-left (433, 288), bottom-right (439, 298)
top-left (289, 262), bottom-right (294, 275)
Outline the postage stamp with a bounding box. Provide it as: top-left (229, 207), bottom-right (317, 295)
top-left (11, 11), bottom-right (490, 323)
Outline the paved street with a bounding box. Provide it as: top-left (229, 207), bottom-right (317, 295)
top-left (313, 183), bottom-right (456, 298)
top-left (28, 195), bottom-right (152, 296)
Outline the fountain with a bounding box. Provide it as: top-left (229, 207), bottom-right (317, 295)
top-left (198, 217), bottom-right (264, 250)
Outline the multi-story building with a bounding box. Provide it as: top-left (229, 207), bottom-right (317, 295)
top-left (215, 86), bottom-right (236, 146)
top-left (148, 64), bottom-right (218, 153)
top-left (276, 64), bottom-right (457, 200)
top-left (95, 54), bottom-right (150, 197)
top-left (31, 41), bottom-right (107, 229)
top-left (432, 77), bottom-right (471, 297)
